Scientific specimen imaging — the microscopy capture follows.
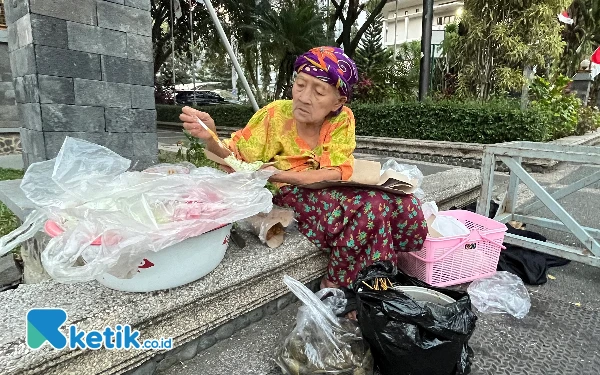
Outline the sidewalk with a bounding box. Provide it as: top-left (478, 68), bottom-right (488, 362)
top-left (0, 154), bottom-right (23, 170)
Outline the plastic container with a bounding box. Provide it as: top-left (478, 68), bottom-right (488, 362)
top-left (397, 210), bottom-right (507, 287)
top-left (394, 285), bottom-right (456, 306)
top-left (44, 220), bottom-right (232, 292)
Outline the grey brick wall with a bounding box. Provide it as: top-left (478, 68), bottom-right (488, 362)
top-left (5, 0), bottom-right (156, 169)
top-left (0, 42), bottom-right (20, 133)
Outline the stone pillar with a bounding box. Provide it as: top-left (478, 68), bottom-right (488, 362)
top-left (5, 0), bottom-right (157, 170)
top-left (570, 70), bottom-right (593, 106)
top-left (0, 24), bottom-right (21, 155)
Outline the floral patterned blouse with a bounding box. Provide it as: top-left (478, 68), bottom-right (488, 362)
top-left (224, 100), bottom-right (356, 180)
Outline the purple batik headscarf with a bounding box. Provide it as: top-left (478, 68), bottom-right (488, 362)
top-left (294, 46), bottom-right (359, 114)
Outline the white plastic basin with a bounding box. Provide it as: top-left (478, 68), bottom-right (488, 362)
top-left (45, 221), bottom-right (233, 293)
top-left (96, 224), bottom-right (233, 292)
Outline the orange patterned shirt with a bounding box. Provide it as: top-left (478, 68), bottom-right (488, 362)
top-left (224, 100), bottom-right (356, 180)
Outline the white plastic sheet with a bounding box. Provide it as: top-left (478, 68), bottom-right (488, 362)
top-left (422, 201), bottom-right (470, 237)
top-left (0, 137), bottom-right (275, 282)
top-left (467, 271), bottom-right (531, 319)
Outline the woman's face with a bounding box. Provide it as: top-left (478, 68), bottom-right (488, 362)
top-left (292, 72), bottom-right (346, 125)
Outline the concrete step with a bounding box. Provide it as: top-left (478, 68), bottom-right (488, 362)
top-left (0, 226), bottom-right (326, 375)
top-left (0, 162), bottom-right (487, 375)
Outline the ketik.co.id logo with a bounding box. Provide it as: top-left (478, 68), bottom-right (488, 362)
top-left (27, 308), bottom-right (172, 350)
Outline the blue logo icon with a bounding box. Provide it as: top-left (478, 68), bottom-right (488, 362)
top-left (26, 308), bottom-right (172, 350)
top-left (27, 309), bottom-right (68, 349)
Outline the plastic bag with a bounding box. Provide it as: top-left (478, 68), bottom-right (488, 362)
top-left (275, 275), bottom-right (374, 375)
top-left (422, 201), bottom-right (470, 237)
top-left (354, 261), bottom-right (477, 375)
top-left (236, 207), bottom-right (295, 248)
top-left (381, 159), bottom-right (424, 199)
top-left (467, 271), bottom-right (531, 318)
top-left (0, 137), bottom-right (275, 282)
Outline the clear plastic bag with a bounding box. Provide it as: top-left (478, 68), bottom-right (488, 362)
top-left (0, 137), bottom-right (275, 282)
top-left (275, 275), bottom-right (374, 375)
top-left (236, 207), bottom-right (295, 248)
top-left (381, 159), bottom-right (425, 199)
top-left (467, 271), bottom-right (531, 319)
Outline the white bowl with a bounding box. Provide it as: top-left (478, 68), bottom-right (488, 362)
top-left (393, 285), bottom-right (456, 306)
top-left (95, 224), bottom-right (233, 293)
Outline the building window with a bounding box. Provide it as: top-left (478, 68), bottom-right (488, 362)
top-left (416, 8), bottom-right (419, 12)
top-left (0, 0), bottom-right (6, 29)
top-left (405, 11), bottom-right (408, 15)
top-left (437, 17), bottom-right (443, 25)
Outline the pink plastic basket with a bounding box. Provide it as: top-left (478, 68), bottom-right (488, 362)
top-left (397, 210), bottom-right (507, 287)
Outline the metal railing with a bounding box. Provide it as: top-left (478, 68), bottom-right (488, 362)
top-left (476, 141), bottom-right (600, 267)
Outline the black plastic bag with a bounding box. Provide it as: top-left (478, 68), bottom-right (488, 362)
top-left (353, 261), bottom-right (477, 375)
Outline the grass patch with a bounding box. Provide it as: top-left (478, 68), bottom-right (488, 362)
top-left (0, 168), bottom-right (25, 255)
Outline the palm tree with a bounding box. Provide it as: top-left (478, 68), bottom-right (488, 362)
top-left (249, 0), bottom-right (327, 98)
top-left (559, 0), bottom-right (600, 77)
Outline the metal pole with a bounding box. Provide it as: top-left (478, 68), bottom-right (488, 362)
top-left (189, 0), bottom-right (196, 105)
top-left (418, 0), bottom-right (433, 101)
top-left (393, 0), bottom-right (398, 60)
top-left (170, 0), bottom-right (176, 104)
top-left (198, 0), bottom-right (260, 112)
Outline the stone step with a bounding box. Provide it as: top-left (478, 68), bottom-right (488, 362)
top-left (0, 164), bottom-right (485, 375)
top-left (0, 228), bottom-right (326, 375)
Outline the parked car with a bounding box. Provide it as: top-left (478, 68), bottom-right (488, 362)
top-left (175, 90), bottom-right (226, 106)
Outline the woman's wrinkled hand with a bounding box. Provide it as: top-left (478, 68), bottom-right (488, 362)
top-left (179, 106), bottom-right (217, 141)
top-left (219, 164), bottom-right (235, 174)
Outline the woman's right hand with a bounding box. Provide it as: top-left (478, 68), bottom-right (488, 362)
top-left (179, 106), bottom-right (217, 141)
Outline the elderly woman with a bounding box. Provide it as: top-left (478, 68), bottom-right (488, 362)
top-left (180, 46), bottom-right (427, 291)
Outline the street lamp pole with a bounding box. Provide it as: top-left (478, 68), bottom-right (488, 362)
top-left (418, 0), bottom-right (434, 101)
top-left (393, 0), bottom-right (398, 60)
top-left (189, 0), bottom-right (196, 106)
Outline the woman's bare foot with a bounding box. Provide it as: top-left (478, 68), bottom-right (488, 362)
top-left (346, 310), bottom-right (358, 320)
top-left (320, 277), bottom-right (358, 320)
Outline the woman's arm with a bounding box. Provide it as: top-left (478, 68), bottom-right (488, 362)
top-left (269, 168), bottom-right (342, 185)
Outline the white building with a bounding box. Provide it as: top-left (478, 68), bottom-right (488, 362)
top-left (381, 0), bottom-right (463, 47)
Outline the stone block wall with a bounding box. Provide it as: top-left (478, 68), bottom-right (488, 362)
top-left (4, 0), bottom-right (157, 169)
top-left (0, 31), bottom-right (21, 154)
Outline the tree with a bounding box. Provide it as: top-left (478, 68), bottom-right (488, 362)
top-left (250, 0), bottom-right (327, 98)
top-left (151, 0), bottom-right (213, 76)
top-left (559, 0), bottom-right (600, 105)
top-left (454, 0), bottom-right (569, 99)
top-left (354, 12), bottom-right (391, 79)
top-left (559, 0), bottom-right (600, 77)
top-left (329, 0), bottom-right (388, 58)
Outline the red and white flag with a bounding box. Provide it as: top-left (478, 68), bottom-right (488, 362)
top-left (557, 11), bottom-right (574, 25)
top-left (591, 46), bottom-right (600, 79)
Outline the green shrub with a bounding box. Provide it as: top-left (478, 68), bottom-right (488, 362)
top-left (156, 101), bottom-right (551, 144)
top-left (350, 101), bottom-right (550, 143)
top-left (576, 106), bottom-right (600, 135)
top-left (529, 75), bottom-right (580, 139)
top-left (156, 104), bottom-right (255, 128)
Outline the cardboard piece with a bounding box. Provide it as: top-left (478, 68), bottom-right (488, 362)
top-left (299, 159), bottom-right (418, 195)
top-left (240, 208), bottom-right (296, 248)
